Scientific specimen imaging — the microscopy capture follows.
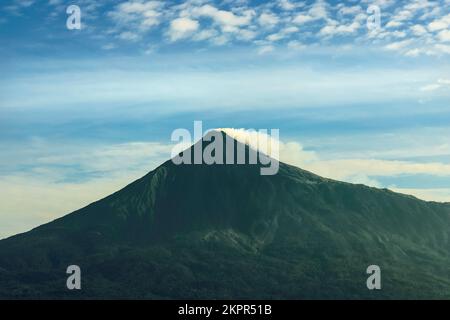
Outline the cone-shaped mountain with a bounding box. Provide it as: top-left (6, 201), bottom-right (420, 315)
top-left (0, 131), bottom-right (449, 299)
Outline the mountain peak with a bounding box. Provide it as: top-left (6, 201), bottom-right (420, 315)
top-left (208, 128), bottom-right (280, 157)
top-left (172, 127), bottom-right (280, 176)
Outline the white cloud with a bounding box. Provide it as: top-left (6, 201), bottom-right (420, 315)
top-left (319, 21), bottom-right (360, 36)
top-left (428, 13), bottom-right (450, 31)
top-left (404, 44), bottom-right (450, 57)
top-left (108, 0), bottom-right (163, 31)
top-left (437, 29), bottom-right (450, 42)
top-left (435, 44), bottom-right (450, 54)
top-left (361, 0), bottom-right (395, 9)
top-left (308, 0), bottom-right (327, 18)
top-left (118, 31), bottom-right (141, 41)
top-left (404, 0), bottom-right (436, 12)
top-left (410, 24), bottom-right (428, 36)
top-left (217, 128), bottom-right (317, 166)
top-left (419, 6), bottom-right (441, 20)
top-left (258, 12), bottom-right (279, 27)
top-left (420, 78), bottom-right (450, 91)
top-left (257, 45), bottom-right (275, 55)
top-left (192, 28), bottom-right (217, 41)
top-left (236, 29), bottom-right (257, 41)
top-left (192, 4), bottom-right (254, 33)
top-left (293, 0), bottom-right (328, 25)
top-left (278, 0), bottom-right (298, 11)
top-left (391, 9), bottom-right (413, 23)
top-left (386, 20), bottom-right (403, 28)
top-left (266, 26), bottom-right (298, 42)
top-left (211, 34), bottom-right (229, 45)
top-left (283, 26), bottom-right (299, 33)
top-left (405, 48), bottom-right (421, 57)
top-left (298, 158), bottom-right (450, 181)
top-left (386, 0), bottom-right (434, 29)
top-left (293, 14), bottom-right (314, 24)
top-left (292, 14), bottom-right (314, 24)
top-left (438, 78), bottom-right (450, 85)
top-left (101, 43), bottom-right (117, 50)
top-left (266, 33), bottom-right (284, 41)
top-left (384, 39), bottom-right (413, 51)
top-left (390, 188), bottom-right (450, 203)
top-left (338, 5), bottom-right (362, 16)
top-left (391, 30), bottom-right (407, 38)
top-left (287, 40), bottom-right (306, 50)
top-left (114, 0), bottom-right (161, 15)
top-left (168, 17), bottom-right (199, 41)
top-left (76, 0), bottom-right (450, 55)
top-left (420, 83), bottom-right (442, 91)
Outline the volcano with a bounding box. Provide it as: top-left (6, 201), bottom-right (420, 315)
top-left (0, 132), bottom-right (449, 299)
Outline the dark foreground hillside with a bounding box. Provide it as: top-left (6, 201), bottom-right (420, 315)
top-left (0, 133), bottom-right (449, 299)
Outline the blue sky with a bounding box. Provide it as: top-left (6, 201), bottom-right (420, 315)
top-left (1, 0), bottom-right (450, 238)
